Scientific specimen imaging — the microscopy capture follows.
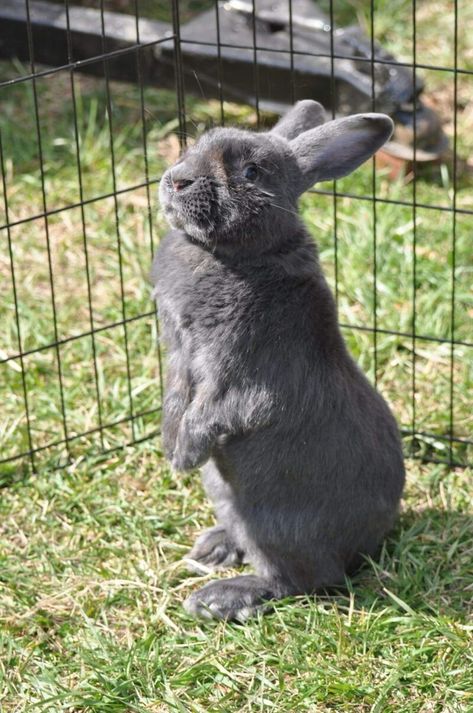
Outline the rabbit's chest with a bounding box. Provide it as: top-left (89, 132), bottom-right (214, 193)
top-left (155, 232), bottom-right (279, 356)
top-left (183, 279), bottom-right (252, 347)
top-left (172, 262), bottom-right (257, 338)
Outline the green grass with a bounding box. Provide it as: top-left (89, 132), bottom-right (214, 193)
top-left (1, 0), bottom-right (473, 707)
top-left (0, 446), bottom-right (472, 711)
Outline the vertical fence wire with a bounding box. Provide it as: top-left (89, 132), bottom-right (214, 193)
top-left (250, 0), bottom-right (261, 126)
top-left (65, 0), bottom-right (105, 451)
top-left (0, 129), bottom-right (36, 472)
top-left (214, 0), bottom-right (225, 125)
top-left (411, 0), bottom-right (418, 457)
top-left (369, 0), bottom-right (378, 386)
top-left (449, 0), bottom-right (459, 463)
top-left (171, 0), bottom-right (187, 148)
top-left (133, 0), bottom-right (164, 406)
top-left (25, 0), bottom-right (71, 463)
top-left (328, 0), bottom-right (339, 310)
top-left (133, 0), bottom-right (154, 259)
top-left (99, 0), bottom-right (136, 441)
top-left (288, 0), bottom-right (295, 105)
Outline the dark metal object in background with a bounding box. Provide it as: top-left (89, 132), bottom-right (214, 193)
top-left (182, 0), bottom-right (448, 161)
top-left (1, 0), bottom-right (448, 161)
top-left (0, 0), bottom-right (469, 472)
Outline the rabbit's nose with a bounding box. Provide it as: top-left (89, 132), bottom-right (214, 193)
top-left (170, 165), bottom-right (195, 192)
top-left (172, 178), bottom-right (194, 192)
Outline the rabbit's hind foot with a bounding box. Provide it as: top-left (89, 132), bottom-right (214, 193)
top-left (184, 574), bottom-right (279, 621)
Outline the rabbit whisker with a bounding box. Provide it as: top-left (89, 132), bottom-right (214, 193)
top-left (268, 202), bottom-right (298, 217)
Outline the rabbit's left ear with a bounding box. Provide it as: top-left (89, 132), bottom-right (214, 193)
top-left (270, 100), bottom-right (326, 140)
top-left (290, 113), bottom-right (394, 195)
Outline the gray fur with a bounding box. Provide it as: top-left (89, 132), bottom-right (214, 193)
top-left (271, 98), bottom-right (326, 140)
top-left (151, 101), bottom-right (404, 621)
top-left (291, 112), bottom-right (394, 190)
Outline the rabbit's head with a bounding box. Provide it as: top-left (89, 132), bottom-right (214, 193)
top-left (159, 101), bottom-right (393, 253)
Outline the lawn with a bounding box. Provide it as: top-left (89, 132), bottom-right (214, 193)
top-left (1, 447), bottom-right (472, 711)
top-left (1, 0), bottom-right (472, 708)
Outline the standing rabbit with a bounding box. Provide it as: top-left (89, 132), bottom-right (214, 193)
top-left (151, 100), bottom-right (405, 621)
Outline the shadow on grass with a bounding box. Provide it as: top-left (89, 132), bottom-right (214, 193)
top-left (177, 505), bottom-right (472, 624)
top-left (335, 506), bottom-right (473, 621)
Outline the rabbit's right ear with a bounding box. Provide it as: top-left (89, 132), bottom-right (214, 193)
top-left (270, 100), bottom-right (326, 140)
top-left (290, 113), bottom-right (394, 194)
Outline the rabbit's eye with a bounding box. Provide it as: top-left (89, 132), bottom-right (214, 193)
top-left (243, 164), bottom-right (258, 181)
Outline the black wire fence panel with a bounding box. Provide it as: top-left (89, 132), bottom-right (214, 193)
top-left (0, 0), bottom-right (471, 477)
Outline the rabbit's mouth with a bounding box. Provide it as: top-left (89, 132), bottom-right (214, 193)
top-left (159, 171), bottom-right (224, 242)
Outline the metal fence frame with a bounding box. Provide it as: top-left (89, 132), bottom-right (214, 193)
top-left (1, 0), bottom-right (470, 475)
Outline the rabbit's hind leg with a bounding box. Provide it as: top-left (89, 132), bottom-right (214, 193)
top-left (185, 525), bottom-right (245, 572)
top-left (184, 460), bottom-right (247, 572)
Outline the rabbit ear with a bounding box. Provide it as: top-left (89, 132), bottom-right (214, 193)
top-left (290, 113), bottom-right (394, 194)
top-left (271, 100), bottom-right (326, 140)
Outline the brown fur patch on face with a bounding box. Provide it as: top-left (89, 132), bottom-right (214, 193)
top-left (207, 148), bottom-right (227, 184)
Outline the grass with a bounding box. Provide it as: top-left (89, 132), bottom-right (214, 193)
top-left (0, 446), bottom-right (472, 711)
top-left (1, 0), bottom-right (472, 708)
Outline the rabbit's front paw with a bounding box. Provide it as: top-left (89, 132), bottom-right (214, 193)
top-left (162, 426), bottom-right (177, 461)
top-left (171, 441), bottom-right (206, 471)
top-left (162, 387), bottom-right (191, 459)
top-left (172, 420), bottom-right (211, 471)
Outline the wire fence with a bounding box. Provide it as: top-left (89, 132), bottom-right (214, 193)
top-left (0, 0), bottom-right (471, 477)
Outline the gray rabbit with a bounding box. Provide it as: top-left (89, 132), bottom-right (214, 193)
top-left (151, 100), bottom-right (405, 621)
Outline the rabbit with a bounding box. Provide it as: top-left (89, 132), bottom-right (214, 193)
top-left (151, 100), bottom-right (405, 621)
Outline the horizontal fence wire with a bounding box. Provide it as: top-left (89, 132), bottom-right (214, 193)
top-left (5, 182), bottom-right (473, 235)
top-left (172, 39), bottom-right (473, 76)
top-left (0, 0), bottom-right (471, 475)
top-left (0, 406), bottom-right (162, 467)
top-left (0, 36), bottom-right (174, 89)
